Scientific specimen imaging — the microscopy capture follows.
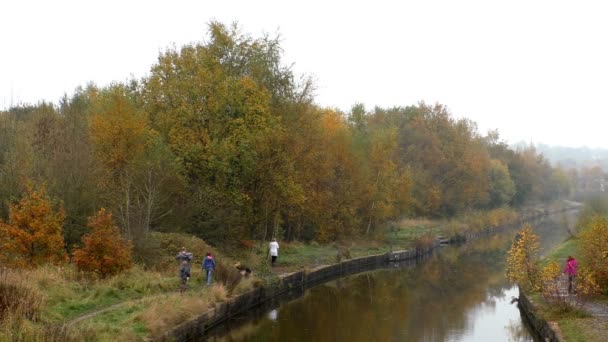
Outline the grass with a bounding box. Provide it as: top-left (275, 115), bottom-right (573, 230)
top-left (558, 318), bottom-right (604, 342)
top-left (541, 237), bottom-right (579, 266)
top-left (0, 231), bottom-right (255, 341)
top-left (37, 265), bottom-right (177, 322)
top-left (0, 205), bottom-right (551, 341)
top-left (529, 233), bottom-right (608, 342)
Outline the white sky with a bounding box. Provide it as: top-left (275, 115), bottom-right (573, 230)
top-left (2, 0), bottom-right (608, 148)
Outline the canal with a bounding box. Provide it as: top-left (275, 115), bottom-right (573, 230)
top-left (207, 212), bottom-right (577, 342)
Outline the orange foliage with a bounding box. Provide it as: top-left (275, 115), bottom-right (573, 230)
top-left (0, 185), bottom-right (67, 268)
top-left (73, 208), bottom-right (133, 278)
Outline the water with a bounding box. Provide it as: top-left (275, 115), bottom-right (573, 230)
top-left (208, 212), bottom-right (576, 342)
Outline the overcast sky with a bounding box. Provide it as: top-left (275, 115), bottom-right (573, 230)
top-left (2, 0), bottom-right (607, 148)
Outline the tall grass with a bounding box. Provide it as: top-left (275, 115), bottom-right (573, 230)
top-left (0, 267), bottom-right (44, 321)
top-left (137, 285), bottom-right (228, 336)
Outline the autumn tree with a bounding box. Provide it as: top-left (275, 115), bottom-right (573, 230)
top-left (0, 184), bottom-right (67, 267)
top-left (506, 224), bottom-right (541, 292)
top-left (73, 208), bottom-right (133, 278)
top-left (394, 103), bottom-right (490, 216)
top-left (89, 85), bottom-right (185, 242)
top-left (348, 105), bottom-right (412, 235)
top-left (578, 215), bottom-right (608, 288)
top-left (143, 22), bottom-right (305, 243)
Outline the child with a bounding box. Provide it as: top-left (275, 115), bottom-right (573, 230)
top-left (202, 252), bottom-right (216, 286)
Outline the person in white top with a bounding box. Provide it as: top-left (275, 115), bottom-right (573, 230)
top-left (269, 238), bottom-right (279, 266)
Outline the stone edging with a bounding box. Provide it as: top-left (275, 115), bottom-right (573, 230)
top-left (155, 205), bottom-right (579, 341)
top-left (518, 290), bottom-right (564, 342)
top-left (154, 244), bottom-right (437, 341)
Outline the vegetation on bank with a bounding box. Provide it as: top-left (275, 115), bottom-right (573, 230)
top-left (1, 22), bottom-right (572, 249)
top-left (0, 20), bottom-right (593, 341)
top-left (0, 204), bottom-right (528, 341)
top-left (507, 196), bottom-right (608, 341)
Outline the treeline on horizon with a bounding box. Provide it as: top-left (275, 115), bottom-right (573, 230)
top-left (0, 22), bottom-right (573, 250)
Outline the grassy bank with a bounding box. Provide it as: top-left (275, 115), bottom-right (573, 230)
top-left (0, 205), bottom-right (538, 341)
top-left (0, 231), bottom-right (248, 341)
top-left (528, 237), bottom-right (608, 341)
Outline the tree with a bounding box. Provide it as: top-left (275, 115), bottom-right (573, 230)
top-left (73, 208), bottom-right (133, 278)
top-left (578, 216), bottom-right (608, 288)
top-left (506, 224), bottom-right (541, 292)
top-left (143, 23), bottom-right (305, 243)
top-left (89, 85), bottom-right (186, 242)
top-left (0, 184), bottom-right (67, 268)
top-left (395, 103), bottom-right (490, 216)
top-left (488, 159), bottom-right (515, 207)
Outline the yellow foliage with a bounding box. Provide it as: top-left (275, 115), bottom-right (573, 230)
top-left (578, 215), bottom-right (608, 288)
top-left (506, 224), bottom-right (541, 292)
top-left (89, 88), bottom-right (150, 173)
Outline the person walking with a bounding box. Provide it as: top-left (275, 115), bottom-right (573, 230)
top-left (179, 260), bottom-right (190, 293)
top-left (269, 238), bottom-right (279, 266)
top-left (563, 255), bottom-right (578, 294)
top-left (202, 252), bottom-right (216, 286)
top-left (176, 247), bottom-right (193, 291)
top-left (176, 247), bottom-right (193, 268)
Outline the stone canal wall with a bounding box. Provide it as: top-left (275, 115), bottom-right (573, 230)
top-left (518, 291), bottom-right (564, 342)
top-left (155, 241), bottom-right (438, 341)
top-left (156, 206), bottom-right (579, 341)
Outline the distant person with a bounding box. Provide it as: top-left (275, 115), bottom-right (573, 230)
top-left (269, 238), bottom-right (279, 266)
top-left (176, 247), bottom-right (193, 268)
top-left (563, 255), bottom-right (578, 294)
top-left (176, 247), bottom-right (193, 289)
top-left (202, 252), bottom-right (216, 286)
top-left (179, 260), bottom-right (190, 293)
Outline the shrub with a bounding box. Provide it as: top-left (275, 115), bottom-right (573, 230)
top-left (578, 215), bottom-right (608, 288)
top-left (540, 261), bottom-right (601, 311)
top-left (0, 184), bottom-right (67, 268)
top-left (539, 261), bottom-right (570, 310)
top-left (136, 232), bottom-right (219, 274)
top-left (73, 208), bottom-right (133, 278)
top-left (506, 224), bottom-right (541, 292)
top-left (132, 232), bottom-right (246, 290)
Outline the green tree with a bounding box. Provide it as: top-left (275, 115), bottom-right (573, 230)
top-left (488, 159), bottom-right (516, 207)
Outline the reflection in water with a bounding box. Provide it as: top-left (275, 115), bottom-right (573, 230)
top-left (209, 214), bottom-right (573, 342)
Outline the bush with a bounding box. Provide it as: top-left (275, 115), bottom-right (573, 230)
top-left (506, 224), bottom-right (541, 292)
top-left (73, 209), bottom-right (133, 278)
top-left (540, 261), bottom-right (601, 311)
top-left (0, 184), bottom-right (67, 268)
top-left (578, 215), bottom-right (608, 289)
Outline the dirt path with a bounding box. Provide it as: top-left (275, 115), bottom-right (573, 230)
top-left (66, 285), bottom-right (196, 325)
top-left (554, 276), bottom-right (608, 320)
top-left (69, 302), bottom-right (130, 324)
top-left (584, 301), bottom-right (608, 320)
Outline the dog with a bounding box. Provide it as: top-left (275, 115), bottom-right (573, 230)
top-left (234, 262), bottom-right (252, 277)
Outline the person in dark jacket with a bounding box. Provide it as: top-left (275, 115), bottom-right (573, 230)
top-left (179, 260), bottom-right (190, 293)
top-left (176, 247), bottom-right (193, 271)
top-left (202, 252), bottom-right (216, 286)
top-left (176, 247), bottom-right (193, 292)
